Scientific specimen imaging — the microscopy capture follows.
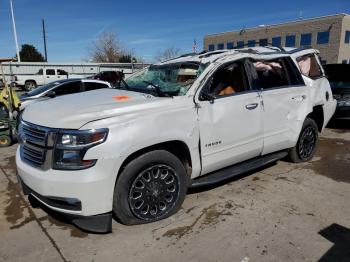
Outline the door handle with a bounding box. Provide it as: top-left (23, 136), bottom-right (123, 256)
top-left (292, 95), bottom-right (306, 102)
top-left (245, 103), bottom-right (258, 110)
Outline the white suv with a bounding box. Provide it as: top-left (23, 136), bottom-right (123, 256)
top-left (16, 47), bottom-right (336, 233)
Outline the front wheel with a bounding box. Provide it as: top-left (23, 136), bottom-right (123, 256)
top-left (0, 135), bottom-right (12, 147)
top-left (113, 150), bottom-right (188, 225)
top-left (289, 118), bottom-right (318, 163)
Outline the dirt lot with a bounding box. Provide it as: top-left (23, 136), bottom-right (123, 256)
top-left (0, 125), bottom-right (349, 262)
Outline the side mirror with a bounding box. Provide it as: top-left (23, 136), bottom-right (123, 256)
top-left (46, 91), bottom-right (56, 98)
top-left (200, 92), bottom-right (215, 103)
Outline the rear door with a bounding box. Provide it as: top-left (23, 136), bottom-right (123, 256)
top-left (196, 59), bottom-right (264, 174)
top-left (44, 69), bottom-right (58, 84)
top-left (251, 57), bottom-right (308, 155)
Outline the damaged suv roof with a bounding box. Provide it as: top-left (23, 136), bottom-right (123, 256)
top-left (161, 46), bottom-right (319, 65)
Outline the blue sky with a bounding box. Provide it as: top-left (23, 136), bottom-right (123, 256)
top-left (0, 0), bottom-right (349, 62)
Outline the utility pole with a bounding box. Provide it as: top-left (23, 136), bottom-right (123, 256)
top-left (42, 19), bottom-right (48, 62)
top-left (9, 0), bottom-right (20, 62)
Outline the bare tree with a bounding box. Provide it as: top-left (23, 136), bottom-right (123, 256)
top-left (88, 31), bottom-right (124, 63)
top-left (154, 47), bottom-right (181, 62)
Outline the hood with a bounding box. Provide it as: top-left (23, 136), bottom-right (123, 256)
top-left (22, 89), bottom-right (165, 129)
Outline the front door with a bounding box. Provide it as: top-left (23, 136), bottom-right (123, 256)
top-left (197, 60), bottom-right (264, 175)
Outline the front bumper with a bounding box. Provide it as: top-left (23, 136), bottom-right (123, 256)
top-left (18, 176), bottom-right (112, 233)
top-left (16, 147), bottom-right (122, 232)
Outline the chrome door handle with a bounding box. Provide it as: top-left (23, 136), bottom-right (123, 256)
top-left (245, 103), bottom-right (258, 110)
top-left (292, 95), bottom-right (306, 102)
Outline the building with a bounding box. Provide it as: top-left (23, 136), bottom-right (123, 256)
top-left (204, 13), bottom-right (350, 64)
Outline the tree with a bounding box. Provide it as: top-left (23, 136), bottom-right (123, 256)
top-left (119, 53), bottom-right (138, 63)
top-left (89, 31), bottom-right (126, 63)
top-left (18, 44), bottom-right (45, 62)
top-left (154, 47), bottom-right (181, 62)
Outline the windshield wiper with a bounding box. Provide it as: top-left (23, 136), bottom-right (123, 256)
top-left (142, 81), bottom-right (172, 97)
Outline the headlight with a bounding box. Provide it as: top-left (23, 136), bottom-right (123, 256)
top-left (53, 128), bottom-right (108, 170)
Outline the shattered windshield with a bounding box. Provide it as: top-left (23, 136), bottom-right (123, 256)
top-left (123, 62), bottom-right (207, 96)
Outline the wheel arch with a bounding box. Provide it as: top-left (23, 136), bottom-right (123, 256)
top-left (25, 79), bottom-right (37, 85)
top-left (117, 140), bottom-right (193, 179)
top-left (306, 105), bottom-right (324, 132)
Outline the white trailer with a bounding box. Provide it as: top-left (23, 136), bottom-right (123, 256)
top-left (0, 62), bottom-right (147, 88)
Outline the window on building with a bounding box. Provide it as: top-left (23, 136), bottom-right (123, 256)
top-left (342, 60), bottom-right (348, 64)
top-left (247, 40), bottom-right (256, 47)
top-left (217, 43), bottom-right (224, 50)
top-left (345, 31), bottom-right (350, 44)
top-left (208, 44), bottom-right (215, 51)
top-left (236, 41), bottom-right (244, 49)
top-left (300, 33), bottom-right (312, 47)
top-left (285, 35), bottom-right (296, 47)
top-left (259, 38), bottom-right (268, 47)
top-left (317, 31), bottom-right (330, 45)
top-left (227, 42), bottom-right (234, 49)
top-left (272, 37), bottom-right (282, 47)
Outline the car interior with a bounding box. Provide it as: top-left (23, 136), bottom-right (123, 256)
top-left (208, 62), bottom-right (248, 97)
top-left (253, 59), bottom-right (289, 89)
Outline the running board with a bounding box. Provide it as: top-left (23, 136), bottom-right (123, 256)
top-left (190, 151), bottom-right (288, 189)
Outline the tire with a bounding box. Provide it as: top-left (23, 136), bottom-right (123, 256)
top-left (24, 81), bottom-right (37, 91)
top-left (113, 150), bottom-right (188, 225)
top-left (289, 118), bottom-right (318, 163)
top-left (0, 135), bottom-right (12, 147)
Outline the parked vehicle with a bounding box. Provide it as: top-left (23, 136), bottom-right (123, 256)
top-left (87, 71), bottom-right (124, 86)
top-left (0, 104), bottom-right (17, 147)
top-left (16, 47), bottom-right (336, 233)
top-left (323, 64), bottom-right (350, 120)
top-left (12, 68), bottom-right (71, 91)
top-left (19, 79), bottom-right (112, 110)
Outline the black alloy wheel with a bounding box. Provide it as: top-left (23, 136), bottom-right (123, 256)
top-left (129, 164), bottom-right (180, 220)
top-left (289, 117), bottom-right (318, 163)
top-left (113, 150), bottom-right (188, 225)
top-left (298, 126), bottom-right (317, 160)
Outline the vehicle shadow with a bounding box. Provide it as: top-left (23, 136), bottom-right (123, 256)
top-left (28, 195), bottom-right (92, 236)
top-left (318, 223), bottom-right (350, 262)
top-left (326, 119), bottom-right (350, 130)
top-left (187, 162), bottom-right (277, 194)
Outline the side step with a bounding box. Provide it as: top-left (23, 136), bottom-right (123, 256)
top-left (190, 151), bottom-right (288, 189)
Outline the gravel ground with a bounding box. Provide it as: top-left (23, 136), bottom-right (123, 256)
top-left (0, 124), bottom-right (349, 262)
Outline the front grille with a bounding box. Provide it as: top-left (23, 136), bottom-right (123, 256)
top-left (21, 123), bottom-right (47, 146)
top-left (19, 121), bottom-right (53, 168)
top-left (22, 144), bottom-right (46, 166)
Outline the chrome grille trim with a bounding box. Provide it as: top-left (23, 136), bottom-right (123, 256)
top-left (19, 121), bottom-right (57, 169)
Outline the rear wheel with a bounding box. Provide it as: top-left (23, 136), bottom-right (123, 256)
top-left (24, 81), bottom-right (37, 91)
top-left (0, 135), bottom-right (12, 147)
top-left (113, 150), bottom-right (188, 225)
top-left (289, 118), bottom-right (318, 163)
